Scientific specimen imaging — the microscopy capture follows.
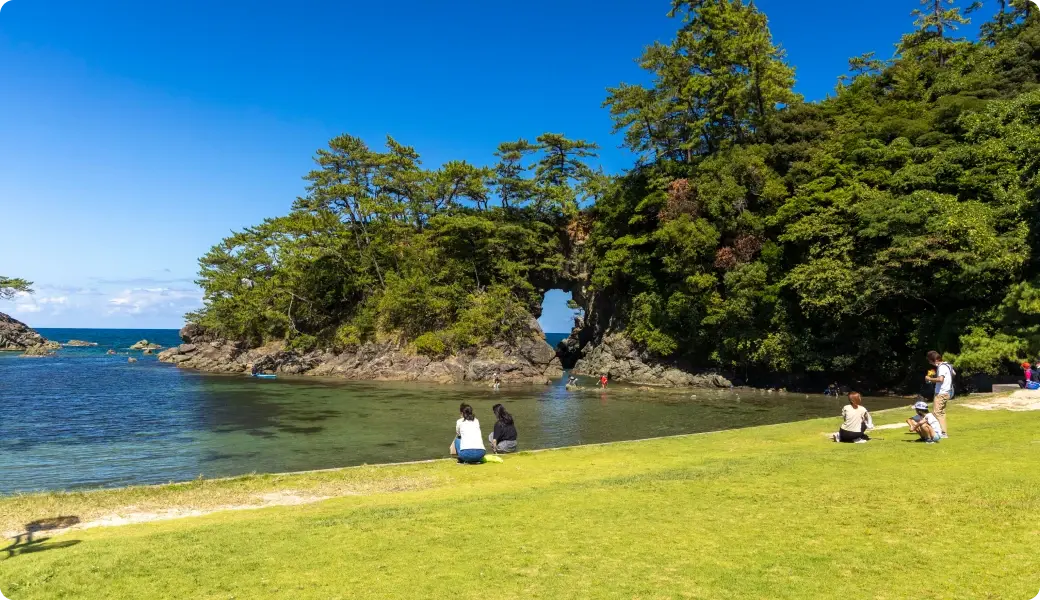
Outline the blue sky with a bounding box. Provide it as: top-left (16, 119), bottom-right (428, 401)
top-left (0, 0), bottom-right (996, 331)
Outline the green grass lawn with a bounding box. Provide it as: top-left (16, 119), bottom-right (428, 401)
top-left (2, 406), bottom-right (1039, 599)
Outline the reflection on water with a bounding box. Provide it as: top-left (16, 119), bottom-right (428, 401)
top-left (0, 335), bottom-right (909, 494)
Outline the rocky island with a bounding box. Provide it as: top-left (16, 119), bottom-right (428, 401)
top-left (66, 340), bottom-right (98, 347)
top-left (130, 340), bottom-right (163, 351)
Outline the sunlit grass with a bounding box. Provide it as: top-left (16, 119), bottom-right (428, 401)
top-left (2, 406), bottom-right (1039, 599)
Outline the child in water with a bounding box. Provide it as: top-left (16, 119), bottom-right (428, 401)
top-left (599, 374), bottom-right (608, 389)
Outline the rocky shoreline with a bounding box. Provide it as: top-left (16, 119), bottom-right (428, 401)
top-left (161, 322), bottom-right (734, 389)
top-left (159, 322), bottom-right (565, 385)
top-left (570, 334), bottom-right (732, 388)
top-left (0, 312), bottom-right (60, 355)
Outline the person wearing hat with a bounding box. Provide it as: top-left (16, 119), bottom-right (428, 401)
top-left (907, 400), bottom-right (943, 443)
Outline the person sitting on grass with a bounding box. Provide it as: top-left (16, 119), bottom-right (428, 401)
top-left (488, 403), bottom-right (518, 454)
top-left (907, 400), bottom-right (943, 443)
top-left (449, 403), bottom-right (486, 464)
top-left (832, 392), bottom-right (871, 443)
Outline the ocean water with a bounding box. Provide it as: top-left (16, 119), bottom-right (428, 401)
top-left (0, 328), bottom-right (908, 495)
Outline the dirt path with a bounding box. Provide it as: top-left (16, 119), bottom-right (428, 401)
top-left (964, 389), bottom-right (1040, 412)
top-left (2, 491), bottom-right (331, 540)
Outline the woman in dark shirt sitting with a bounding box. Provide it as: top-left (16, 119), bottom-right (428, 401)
top-left (489, 403), bottom-right (518, 453)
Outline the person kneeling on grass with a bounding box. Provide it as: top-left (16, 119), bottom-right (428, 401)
top-left (832, 392), bottom-right (872, 443)
top-left (449, 403), bottom-right (486, 464)
top-left (907, 400), bottom-right (943, 443)
top-left (488, 403), bottom-right (518, 454)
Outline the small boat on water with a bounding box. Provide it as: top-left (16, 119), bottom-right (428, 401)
top-left (251, 373), bottom-right (277, 380)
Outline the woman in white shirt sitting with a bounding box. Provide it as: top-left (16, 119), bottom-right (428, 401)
top-left (449, 403), bottom-right (486, 464)
top-left (833, 392), bottom-right (872, 443)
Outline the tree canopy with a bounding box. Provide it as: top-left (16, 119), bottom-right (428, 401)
top-left (190, 0), bottom-right (1040, 388)
top-left (587, 0), bottom-right (1040, 387)
top-left (190, 134), bottom-right (598, 356)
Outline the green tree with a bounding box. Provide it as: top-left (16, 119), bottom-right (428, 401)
top-left (901, 0), bottom-right (978, 66)
top-left (0, 277), bottom-right (33, 300)
top-left (606, 0), bottom-right (798, 161)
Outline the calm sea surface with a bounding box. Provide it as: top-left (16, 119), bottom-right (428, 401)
top-left (0, 329), bottom-right (908, 494)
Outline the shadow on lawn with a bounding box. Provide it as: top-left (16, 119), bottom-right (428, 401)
top-left (2, 516), bottom-right (82, 560)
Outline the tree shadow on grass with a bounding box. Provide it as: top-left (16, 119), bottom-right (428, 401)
top-left (2, 516), bottom-right (82, 561)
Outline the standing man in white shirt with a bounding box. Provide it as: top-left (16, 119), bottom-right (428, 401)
top-left (925, 350), bottom-right (954, 438)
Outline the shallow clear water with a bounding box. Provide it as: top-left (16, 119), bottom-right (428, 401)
top-left (0, 329), bottom-right (908, 495)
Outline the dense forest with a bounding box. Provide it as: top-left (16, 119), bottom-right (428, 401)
top-left (187, 0), bottom-right (1040, 389)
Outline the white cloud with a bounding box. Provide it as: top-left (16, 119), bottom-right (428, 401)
top-left (107, 287), bottom-right (202, 316)
top-left (1, 281), bottom-right (202, 328)
top-left (9, 291), bottom-right (66, 314)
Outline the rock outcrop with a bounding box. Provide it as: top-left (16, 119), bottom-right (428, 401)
top-left (130, 340), bottom-right (163, 350)
top-left (21, 344), bottom-right (56, 357)
top-left (572, 334), bottom-right (732, 388)
top-left (0, 312), bottom-right (60, 355)
top-left (65, 340), bottom-right (98, 347)
top-left (0, 312), bottom-right (49, 350)
top-left (159, 320), bottom-right (564, 385)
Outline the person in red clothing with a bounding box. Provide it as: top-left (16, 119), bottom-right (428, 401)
top-left (599, 374), bottom-right (608, 389)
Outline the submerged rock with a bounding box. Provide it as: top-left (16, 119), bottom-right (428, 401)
top-left (161, 321), bottom-right (564, 385)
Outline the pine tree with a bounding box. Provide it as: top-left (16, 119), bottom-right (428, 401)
top-left (492, 140), bottom-right (539, 209)
top-left (0, 277), bottom-right (33, 300)
top-left (1010, 0), bottom-right (1035, 22)
top-left (533, 133), bottom-right (599, 215)
top-left (605, 0), bottom-right (797, 162)
top-left (903, 0), bottom-right (978, 65)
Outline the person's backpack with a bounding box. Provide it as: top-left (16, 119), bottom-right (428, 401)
top-left (940, 362), bottom-right (956, 399)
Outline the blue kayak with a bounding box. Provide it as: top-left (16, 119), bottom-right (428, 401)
top-left (252, 373), bottom-right (277, 379)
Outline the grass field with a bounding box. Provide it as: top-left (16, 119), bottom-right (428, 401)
top-left (2, 405), bottom-right (1039, 599)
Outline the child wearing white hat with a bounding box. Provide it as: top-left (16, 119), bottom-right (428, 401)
top-left (907, 401), bottom-right (943, 443)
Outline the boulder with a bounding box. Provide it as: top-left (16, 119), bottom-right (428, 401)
top-left (0, 312), bottom-right (50, 351)
top-left (128, 357), bottom-right (138, 363)
top-left (106, 349), bottom-right (117, 355)
top-left (143, 349), bottom-right (154, 355)
top-left (130, 340), bottom-right (163, 350)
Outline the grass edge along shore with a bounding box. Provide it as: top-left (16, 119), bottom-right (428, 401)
top-left (2, 401), bottom-right (1039, 599)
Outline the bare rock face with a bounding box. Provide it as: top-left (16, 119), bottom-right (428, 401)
top-left (0, 312), bottom-right (61, 356)
top-left (0, 312), bottom-right (49, 351)
top-left (21, 344), bottom-right (56, 357)
top-left (572, 334), bottom-right (732, 388)
top-left (160, 321), bottom-right (564, 386)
